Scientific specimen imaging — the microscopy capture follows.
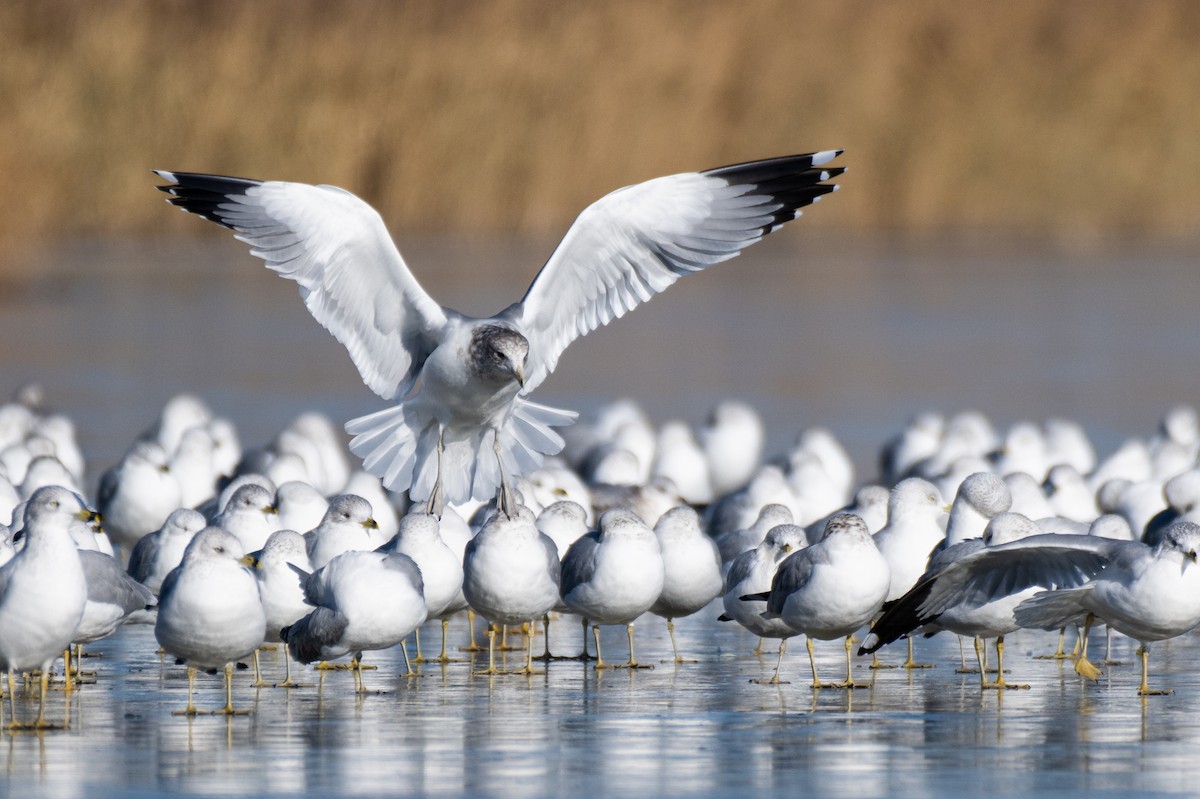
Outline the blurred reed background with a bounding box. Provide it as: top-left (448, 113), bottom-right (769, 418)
top-left (3, 0), bottom-right (1200, 277)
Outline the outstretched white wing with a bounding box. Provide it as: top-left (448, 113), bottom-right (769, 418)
top-left (155, 171), bottom-right (448, 401)
top-left (510, 151), bottom-right (844, 391)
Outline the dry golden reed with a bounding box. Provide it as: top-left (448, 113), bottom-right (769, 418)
top-left (3, 0), bottom-right (1200, 256)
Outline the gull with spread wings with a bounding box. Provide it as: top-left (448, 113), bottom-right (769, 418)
top-left (155, 151), bottom-right (844, 515)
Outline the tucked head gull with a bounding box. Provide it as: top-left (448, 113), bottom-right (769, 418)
top-left (155, 151), bottom-right (844, 517)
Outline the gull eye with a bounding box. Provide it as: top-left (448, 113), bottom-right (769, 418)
top-left (215, 546), bottom-right (225, 554)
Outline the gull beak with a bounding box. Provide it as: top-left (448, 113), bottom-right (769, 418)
top-left (263, 504), bottom-right (279, 515)
top-left (942, 504), bottom-right (953, 513)
top-left (239, 554), bottom-right (260, 569)
top-left (512, 361), bottom-right (526, 388)
top-left (362, 517), bottom-right (379, 531)
top-left (75, 509), bottom-right (103, 524)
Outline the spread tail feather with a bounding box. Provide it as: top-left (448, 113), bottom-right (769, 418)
top-left (346, 398), bottom-right (576, 505)
top-left (1013, 587), bottom-right (1092, 631)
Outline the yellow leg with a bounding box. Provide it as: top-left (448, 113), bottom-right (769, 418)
top-left (985, 636), bottom-right (1029, 690)
top-left (750, 638), bottom-right (790, 685)
top-left (477, 628), bottom-right (500, 675)
top-left (592, 625), bottom-right (607, 670)
top-left (806, 638), bottom-right (823, 689)
top-left (61, 648), bottom-right (74, 693)
top-left (614, 623), bottom-right (652, 669)
top-left (399, 640), bottom-right (418, 678)
top-left (1074, 614), bottom-right (1103, 681)
top-left (1137, 644), bottom-right (1172, 696)
top-left (832, 635), bottom-right (868, 689)
top-left (902, 637), bottom-right (934, 669)
top-left (172, 666), bottom-right (200, 716)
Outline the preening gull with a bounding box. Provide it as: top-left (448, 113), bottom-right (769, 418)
top-left (155, 151), bottom-right (844, 515)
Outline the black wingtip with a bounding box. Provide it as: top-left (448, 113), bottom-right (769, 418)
top-left (739, 591), bottom-right (771, 602)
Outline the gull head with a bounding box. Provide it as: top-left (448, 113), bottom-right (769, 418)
top-left (24, 485), bottom-right (95, 536)
top-left (469, 325), bottom-right (529, 387)
top-left (1159, 521), bottom-right (1200, 571)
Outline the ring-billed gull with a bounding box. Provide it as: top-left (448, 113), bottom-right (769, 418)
top-left (560, 508), bottom-right (665, 670)
top-left (870, 478), bottom-right (948, 668)
top-left (752, 514), bottom-right (889, 689)
top-left (155, 151), bottom-right (843, 516)
top-left (304, 494), bottom-right (385, 571)
top-left (0, 486), bottom-right (91, 729)
top-left (245, 530), bottom-right (312, 687)
top-left (720, 523), bottom-right (807, 682)
top-left (380, 513), bottom-right (467, 665)
top-left (860, 518), bottom-right (1200, 694)
top-left (127, 508), bottom-right (207, 596)
top-left (649, 506), bottom-right (723, 663)
top-left (212, 483), bottom-right (279, 554)
top-left (155, 527), bottom-right (267, 715)
top-left (283, 549), bottom-right (427, 691)
top-left (96, 441), bottom-right (182, 554)
top-left (462, 507), bottom-right (560, 674)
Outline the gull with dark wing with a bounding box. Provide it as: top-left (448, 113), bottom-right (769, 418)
top-left (859, 519), bottom-right (1200, 694)
top-left (155, 152), bottom-right (844, 515)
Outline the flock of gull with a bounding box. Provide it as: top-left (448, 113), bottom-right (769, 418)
top-left (2, 386), bottom-right (1200, 730)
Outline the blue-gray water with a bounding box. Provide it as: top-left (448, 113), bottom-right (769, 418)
top-left (2, 233), bottom-right (1200, 797)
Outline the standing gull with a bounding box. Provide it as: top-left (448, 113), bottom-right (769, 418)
top-left (0, 487), bottom-right (91, 728)
top-left (461, 507), bottom-right (561, 674)
top-left (283, 549), bottom-right (427, 691)
top-left (245, 530), bottom-right (312, 687)
top-left (155, 527), bottom-right (267, 715)
top-left (127, 508), bottom-right (207, 596)
top-left (155, 152), bottom-right (844, 515)
top-left (720, 523), bottom-right (808, 683)
top-left (650, 506), bottom-right (723, 663)
top-left (560, 508), bottom-right (665, 669)
top-left (381, 513), bottom-right (467, 664)
top-left (754, 514), bottom-right (890, 689)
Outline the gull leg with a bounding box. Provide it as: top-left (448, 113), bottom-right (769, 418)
top-left (1137, 643), bottom-right (1171, 696)
top-left (172, 666), bottom-right (200, 716)
top-left (461, 609), bottom-right (481, 652)
top-left (414, 629), bottom-right (425, 663)
top-left (832, 635), bottom-right (868, 689)
top-left (751, 638), bottom-right (789, 685)
top-left (277, 644), bottom-right (303, 688)
top-left (62, 648), bottom-right (74, 693)
top-left (1035, 627), bottom-right (1071, 660)
top-left (511, 621), bottom-right (543, 676)
top-left (902, 637), bottom-right (934, 669)
top-left (806, 638), bottom-right (826, 689)
top-left (219, 662), bottom-right (251, 714)
top-left (399, 639), bottom-right (418, 678)
top-left (251, 650), bottom-right (269, 687)
top-left (663, 619), bottom-right (696, 664)
top-left (985, 636), bottom-right (1029, 690)
top-left (6, 671), bottom-right (17, 728)
top-left (1102, 625), bottom-right (1123, 665)
top-left (592, 625), bottom-right (607, 670)
top-left (534, 614), bottom-right (554, 662)
top-left (477, 628), bottom-right (500, 675)
top-left (614, 623), bottom-right (652, 669)
top-left (973, 637), bottom-right (988, 689)
top-left (1074, 614), bottom-right (1103, 681)
top-left (955, 636), bottom-right (979, 674)
top-left (753, 637), bottom-right (765, 656)
top-left (33, 669), bottom-right (53, 728)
